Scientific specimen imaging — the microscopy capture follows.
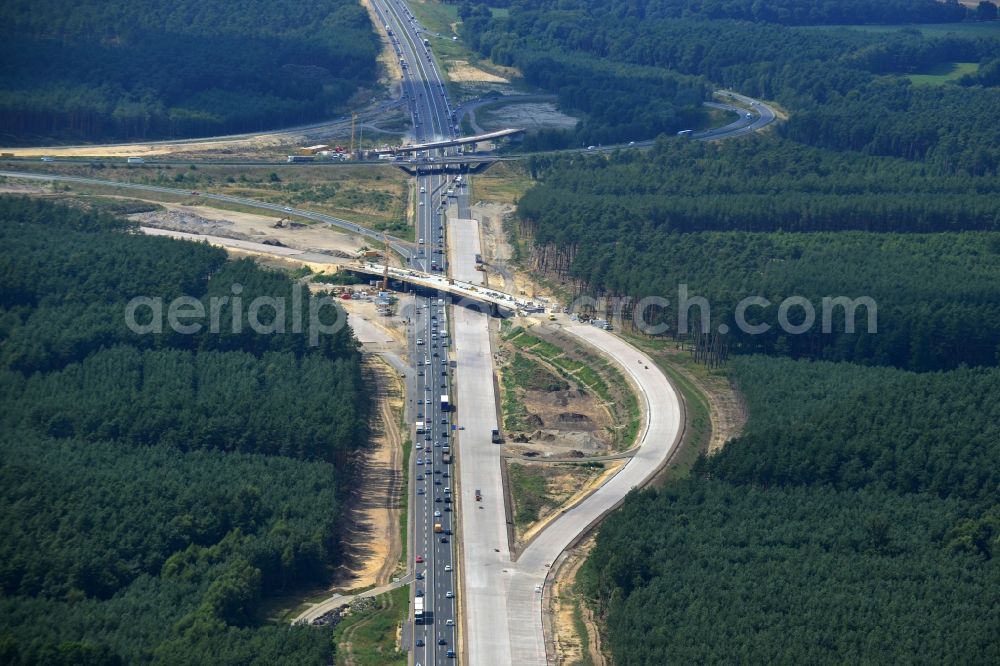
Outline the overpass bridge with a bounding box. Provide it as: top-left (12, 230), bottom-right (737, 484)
top-left (344, 262), bottom-right (539, 316)
top-left (375, 128), bottom-right (524, 155)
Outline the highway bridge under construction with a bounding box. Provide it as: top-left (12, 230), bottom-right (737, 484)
top-left (375, 128), bottom-right (524, 155)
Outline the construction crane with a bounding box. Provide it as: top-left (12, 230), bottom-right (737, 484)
top-left (350, 112), bottom-right (358, 157)
top-left (381, 231), bottom-right (390, 291)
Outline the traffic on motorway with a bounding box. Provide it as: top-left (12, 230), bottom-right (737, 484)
top-left (370, 0), bottom-right (464, 662)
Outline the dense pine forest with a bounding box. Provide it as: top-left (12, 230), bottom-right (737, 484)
top-left (581, 357), bottom-right (1000, 664)
top-left (517, 140), bottom-right (1000, 371)
top-left (0, 197), bottom-right (369, 664)
top-left (450, 1), bottom-right (1000, 663)
top-left (0, 0), bottom-right (379, 144)
top-left (458, 1), bottom-right (1000, 168)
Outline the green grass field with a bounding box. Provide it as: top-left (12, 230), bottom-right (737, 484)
top-left (907, 61), bottom-right (979, 85)
top-left (332, 587), bottom-right (409, 666)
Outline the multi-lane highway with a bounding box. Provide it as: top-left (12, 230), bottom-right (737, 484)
top-left (369, 1), bottom-right (462, 663)
top-left (3, 7), bottom-right (772, 662)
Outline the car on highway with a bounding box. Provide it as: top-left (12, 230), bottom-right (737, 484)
top-left (434, 510), bottom-right (442, 517)
top-left (444, 564), bottom-right (452, 572)
top-left (283, 207), bottom-right (292, 212)
top-left (415, 555), bottom-right (424, 563)
top-left (416, 639), bottom-right (425, 647)
top-left (446, 619), bottom-right (455, 626)
top-left (446, 591), bottom-right (454, 598)
top-left (416, 571), bottom-right (424, 580)
top-left (440, 536), bottom-right (448, 543)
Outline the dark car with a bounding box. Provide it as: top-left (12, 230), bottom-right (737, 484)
top-left (416, 639), bottom-right (425, 647)
top-left (438, 638), bottom-right (447, 646)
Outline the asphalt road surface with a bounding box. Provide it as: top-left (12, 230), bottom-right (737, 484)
top-left (368, 0), bottom-right (461, 662)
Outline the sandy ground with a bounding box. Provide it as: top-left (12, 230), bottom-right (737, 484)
top-left (656, 350), bottom-right (746, 453)
top-left (472, 202), bottom-right (560, 306)
top-left (513, 460), bottom-right (623, 549)
top-left (339, 298), bottom-right (411, 353)
top-left (496, 333), bottom-right (614, 456)
top-left (550, 537), bottom-right (605, 666)
top-left (447, 60), bottom-right (509, 84)
top-left (130, 203), bottom-right (367, 258)
top-left (330, 357), bottom-right (405, 592)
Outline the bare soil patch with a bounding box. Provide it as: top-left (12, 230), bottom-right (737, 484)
top-left (507, 461), bottom-right (618, 546)
top-left (550, 537), bottom-right (606, 666)
top-left (130, 203), bottom-right (367, 258)
top-left (329, 358), bottom-right (405, 592)
top-left (497, 343), bottom-right (614, 457)
top-left (446, 60), bottom-right (510, 84)
top-left (477, 101), bottom-right (578, 132)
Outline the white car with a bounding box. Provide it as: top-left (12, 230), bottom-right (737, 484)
top-left (434, 510), bottom-right (442, 517)
top-left (445, 591), bottom-right (454, 598)
top-left (420, 186), bottom-right (426, 193)
top-left (534, 584), bottom-right (542, 593)
top-left (444, 564), bottom-right (452, 572)
top-left (446, 619), bottom-right (455, 626)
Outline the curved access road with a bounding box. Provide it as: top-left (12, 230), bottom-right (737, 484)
top-left (0, 170), bottom-right (417, 261)
top-left (475, 318), bottom-right (684, 666)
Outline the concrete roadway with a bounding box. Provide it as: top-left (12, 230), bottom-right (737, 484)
top-left (448, 217), bottom-right (513, 665)
top-left (506, 321), bottom-right (684, 664)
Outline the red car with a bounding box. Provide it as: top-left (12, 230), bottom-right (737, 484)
top-left (415, 555), bottom-right (424, 564)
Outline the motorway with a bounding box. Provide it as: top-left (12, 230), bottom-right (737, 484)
top-left (369, 0), bottom-right (461, 663)
top-left (374, 6), bottom-right (689, 664)
top-left (2, 8), bottom-right (768, 661)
